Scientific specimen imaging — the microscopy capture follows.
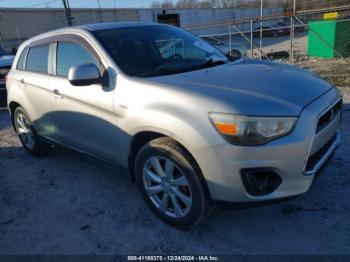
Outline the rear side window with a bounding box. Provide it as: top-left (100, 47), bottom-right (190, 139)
top-left (26, 45), bottom-right (49, 73)
top-left (56, 42), bottom-right (98, 77)
top-left (16, 48), bottom-right (27, 70)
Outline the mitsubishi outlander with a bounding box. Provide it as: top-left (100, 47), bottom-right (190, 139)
top-left (6, 22), bottom-right (342, 228)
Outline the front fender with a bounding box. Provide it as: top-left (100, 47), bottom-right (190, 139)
top-left (118, 109), bottom-right (213, 164)
top-left (118, 109), bottom-right (224, 188)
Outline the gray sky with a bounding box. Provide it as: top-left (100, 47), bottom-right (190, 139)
top-left (0, 0), bottom-right (159, 8)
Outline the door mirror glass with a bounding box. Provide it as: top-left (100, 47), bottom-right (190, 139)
top-left (68, 63), bottom-right (101, 86)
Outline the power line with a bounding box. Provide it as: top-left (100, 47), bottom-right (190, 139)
top-left (22, 0), bottom-right (59, 8)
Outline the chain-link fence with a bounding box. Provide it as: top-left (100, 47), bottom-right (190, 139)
top-left (0, 1), bottom-right (349, 95)
top-left (194, 1), bottom-right (350, 92)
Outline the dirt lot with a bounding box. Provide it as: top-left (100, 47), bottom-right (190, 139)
top-left (1, 100), bottom-right (350, 255)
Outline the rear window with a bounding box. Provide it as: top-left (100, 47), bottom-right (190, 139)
top-left (26, 45), bottom-right (49, 73)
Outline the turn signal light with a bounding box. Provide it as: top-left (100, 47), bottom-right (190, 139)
top-left (213, 122), bottom-right (237, 135)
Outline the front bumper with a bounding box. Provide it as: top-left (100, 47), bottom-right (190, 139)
top-left (196, 88), bottom-right (341, 203)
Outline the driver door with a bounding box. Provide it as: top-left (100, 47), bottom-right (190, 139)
top-left (49, 40), bottom-right (119, 163)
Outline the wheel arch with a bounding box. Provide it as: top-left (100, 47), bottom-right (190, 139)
top-left (8, 101), bottom-right (21, 132)
top-left (128, 130), bottom-right (212, 201)
top-left (128, 130), bottom-right (166, 182)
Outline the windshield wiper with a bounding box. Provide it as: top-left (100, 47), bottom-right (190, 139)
top-left (196, 59), bottom-right (228, 69)
top-left (156, 59), bottom-right (227, 74)
top-left (137, 59), bottom-right (228, 78)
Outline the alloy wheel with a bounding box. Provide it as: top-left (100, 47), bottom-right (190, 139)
top-left (142, 156), bottom-right (192, 218)
top-left (16, 113), bottom-right (35, 150)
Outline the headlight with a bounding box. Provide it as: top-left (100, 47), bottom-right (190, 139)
top-left (209, 113), bottom-right (297, 146)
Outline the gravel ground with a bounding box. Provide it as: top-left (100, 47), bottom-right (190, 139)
top-left (0, 102), bottom-right (350, 255)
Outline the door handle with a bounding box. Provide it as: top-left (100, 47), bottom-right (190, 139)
top-left (19, 79), bottom-right (27, 87)
top-left (52, 89), bottom-right (63, 99)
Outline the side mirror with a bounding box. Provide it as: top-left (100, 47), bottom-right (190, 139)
top-left (68, 63), bottom-right (101, 86)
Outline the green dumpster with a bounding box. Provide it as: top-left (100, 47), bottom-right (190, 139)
top-left (308, 19), bottom-right (350, 58)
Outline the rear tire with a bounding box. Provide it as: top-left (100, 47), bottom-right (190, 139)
top-left (13, 106), bottom-right (50, 156)
top-left (134, 137), bottom-right (210, 229)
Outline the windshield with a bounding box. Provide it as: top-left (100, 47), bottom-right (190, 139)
top-left (93, 25), bottom-right (228, 77)
top-left (0, 47), bottom-right (9, 57)
top-left (203, 37), bottom-right (222, 46)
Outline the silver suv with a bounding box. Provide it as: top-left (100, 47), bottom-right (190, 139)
top-left (6, 22), bottom-right (342, 228)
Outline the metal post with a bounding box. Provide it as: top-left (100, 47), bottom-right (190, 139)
top-left (290, 16), bottom-right (294, 64)
top-left (229, 25), bottom-right (232, 56)
top-left (15, 28), bottom-right (21, 46)
top-left (0, 38), bottom-right (4, 48)
top-left (259, 0), bottom-right (263, 59)
top-left (232, 24), bottom-right (270, 61)
top-left (290, 0), bottom-right (296, 64)
top-left (250, 20), bottom-right (254, 58)
top-left (0, 33), bottom-right (5, 48)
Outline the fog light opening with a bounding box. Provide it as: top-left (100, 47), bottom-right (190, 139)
top-left (241, 168), bottom-right (282, 196)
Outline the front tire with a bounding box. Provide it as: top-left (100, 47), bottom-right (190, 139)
top-left (135, 137), bottom-right (210, 229)
top-left (13, 106), bottom-right (50, 156)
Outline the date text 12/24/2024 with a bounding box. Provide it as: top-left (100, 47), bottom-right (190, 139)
top-left (127, 256), bottom-right (220, 261)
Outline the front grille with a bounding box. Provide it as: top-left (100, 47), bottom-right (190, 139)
top-left (305, 134), bottom-right (336, 172)
top-left (0, 65), bottom-right (11, 81)
top-left (316, 101), bottom-right (342, 133)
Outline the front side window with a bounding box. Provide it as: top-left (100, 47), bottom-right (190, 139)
top-left (56, 42), bottom-right (98, 77)
top-left (93, 25), bottom-right (228, 77)
top-left (26, 45), bottom-right (49, 73)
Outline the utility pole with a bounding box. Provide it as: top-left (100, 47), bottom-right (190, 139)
top-left (62, 0), bottom-right (74, 26)
top-left (259, 0), bottom-right (263, 59)
top-left (97, 0), bottom-right (102, 22)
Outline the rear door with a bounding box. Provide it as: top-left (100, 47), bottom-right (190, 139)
top-left (14, 43), bottom-right (54, 136)
top-left (49, 39), bottom-right (119, 163)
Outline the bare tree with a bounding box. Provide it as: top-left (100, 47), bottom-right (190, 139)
top-left (151, 0), bottom-right (174, 8)
top-left (150, 1), bottom-right (161, 8)
top-left (175, 0), bottom-right (199, 8)
top-left (197, 0), bottom-right (213, 8)
top-left (151, 0), bottom-right (350, 10)
top-left (163, 0), bottom-right (174, 8)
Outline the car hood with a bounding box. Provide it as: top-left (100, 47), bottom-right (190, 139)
top-left (0, 55), bottom-right (14, 67)
top-left (145, 59), bottom-right (333, 116)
